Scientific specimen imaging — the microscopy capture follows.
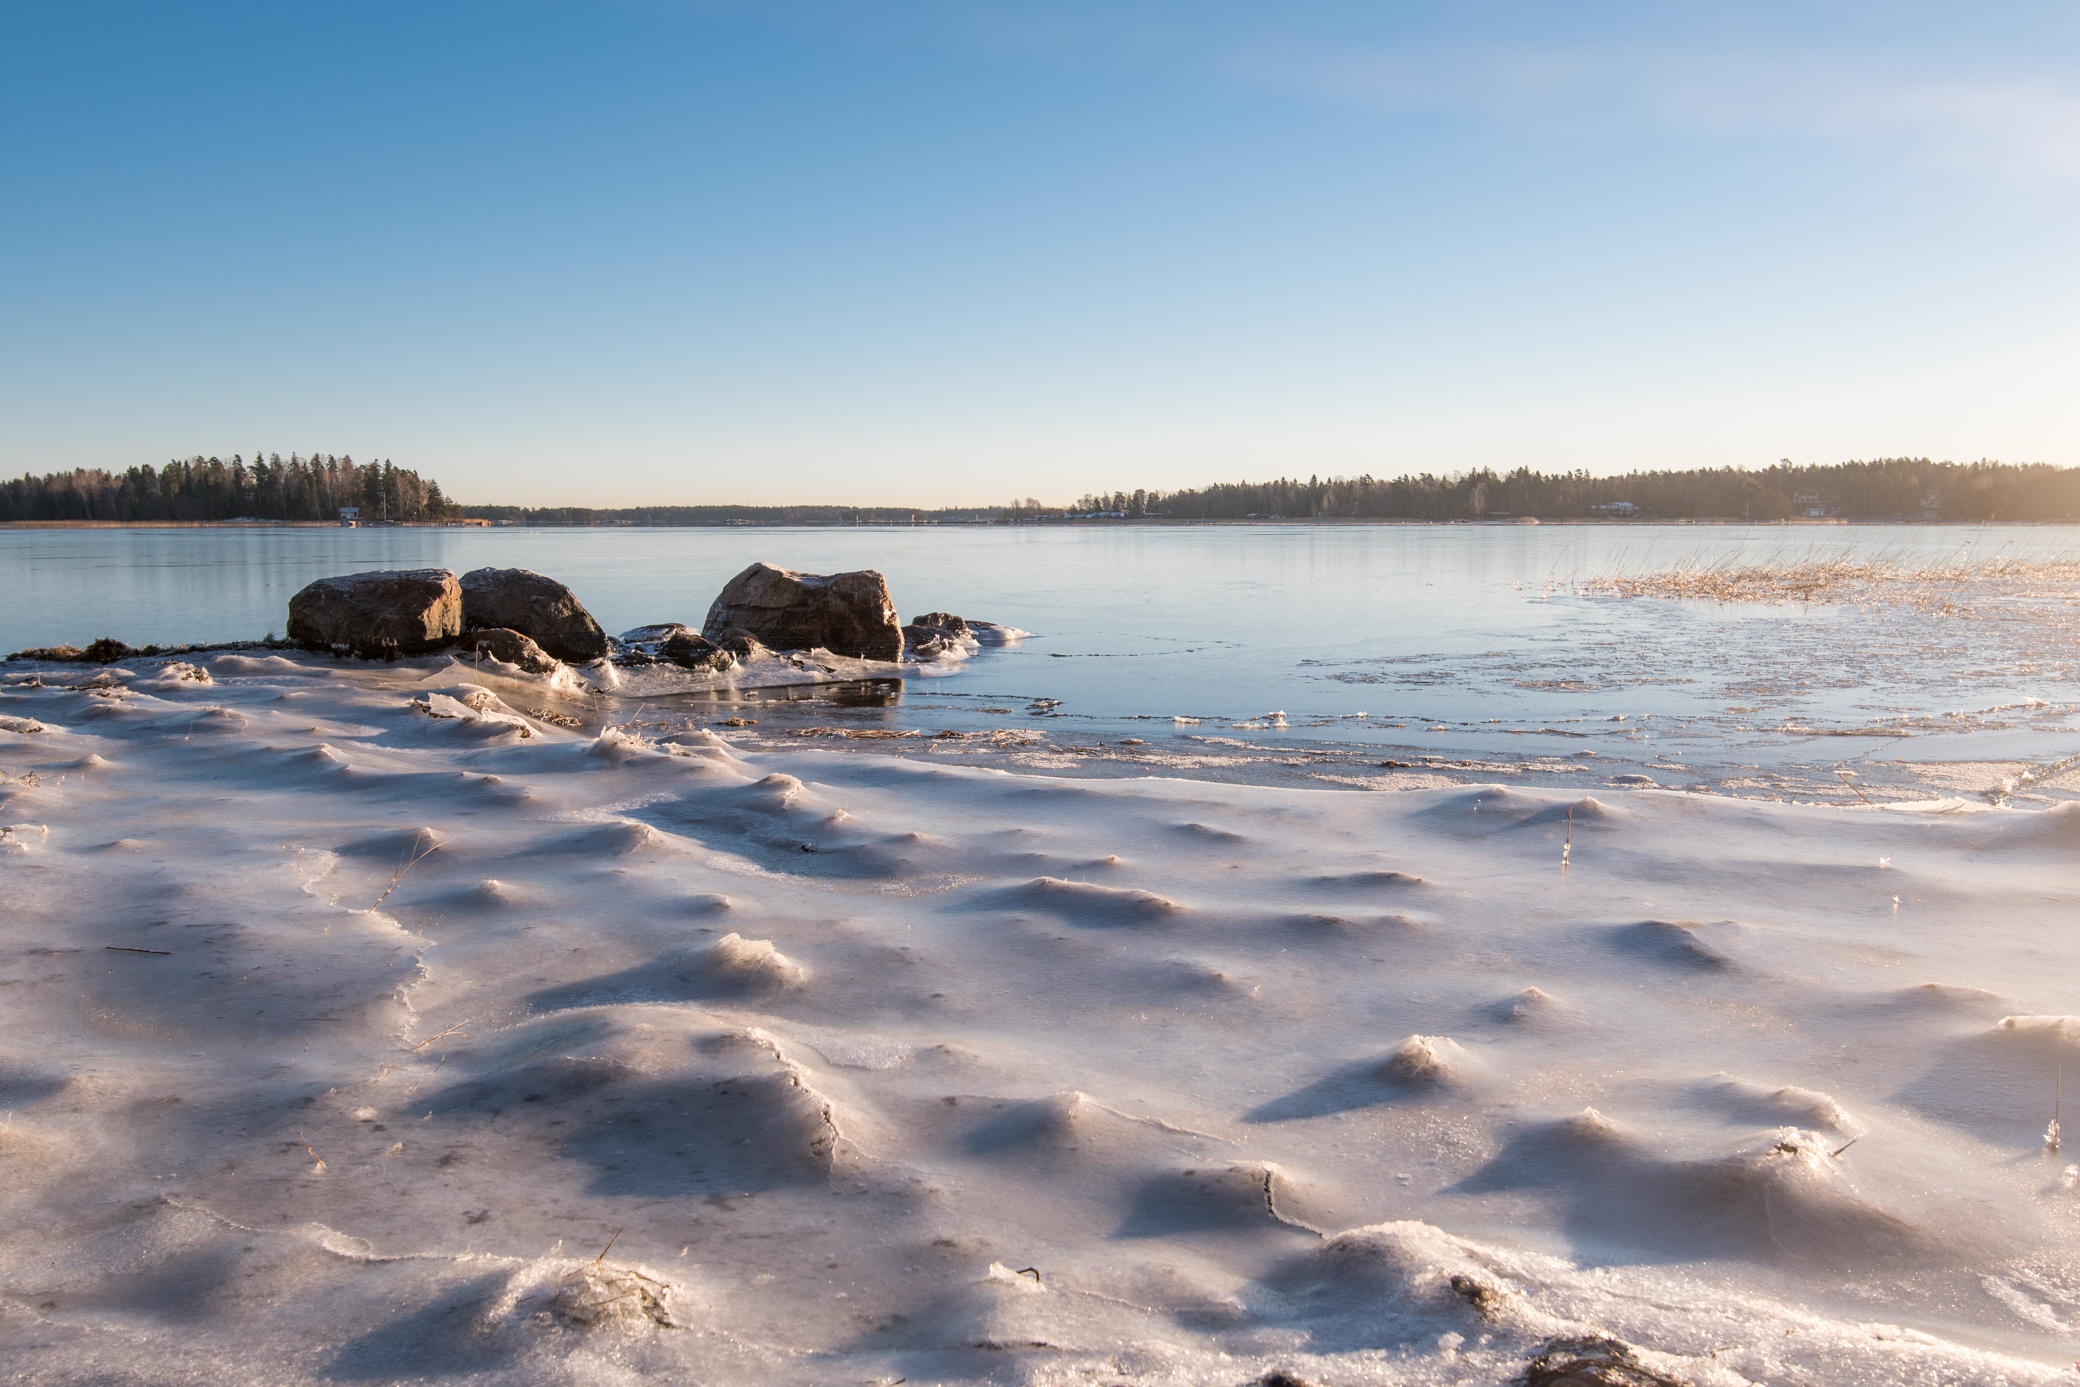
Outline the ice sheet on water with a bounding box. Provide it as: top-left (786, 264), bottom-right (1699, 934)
top-left (4, 658), bottom-right (2080, 1384)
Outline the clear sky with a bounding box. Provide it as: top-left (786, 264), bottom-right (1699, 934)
top-left (3, 2), bottom-right (2075, 506)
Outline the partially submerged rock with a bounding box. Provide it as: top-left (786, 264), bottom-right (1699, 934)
top-left (287, 568), bottom-right (462, 658)
top-left (903, 611), bottom-right (1006, 661)
top-left (611, 625), bottom-right (737, 671)
top-left (620, 623), bottom-right (699, 645)
top-left (1522, 1336), bottom-right (1685, 1387)
top-left (717, 631), bottom-right (767, 659)
top-left (909, 611), bottom-right (970, 637)
top-left (903, 624), bottom-right (966, 660)
top-left (703, 563), bottom-right (902, 661)
top-left (662, 631), bottom-right (736, 672)
top-left (460, 567), bottom-right (608, 662)
top-left (6, 637), bottom-right (141, 663)
top-left (450, 627), bottom-right (560, 675)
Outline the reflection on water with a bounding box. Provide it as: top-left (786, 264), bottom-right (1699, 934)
top-left (643, 678), bottom-right (904, 709)
top-left (823, 679), bottom-right (904, 708)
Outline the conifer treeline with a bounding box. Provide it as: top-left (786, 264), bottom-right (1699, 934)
top-left (6, 454), bottom-right (2077, 525)
top-left (460, 505), bottom-right (1003, 525)
top-left (1072, 459), bottom-right (2080, 522)
top-left (0, 454), bottom-right (461, 523)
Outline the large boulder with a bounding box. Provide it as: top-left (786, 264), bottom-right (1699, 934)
top-left (287, 569), bottom-right (462, 658)
top-left (702, 564), bottom-right (903, 662)
top-left (460, 568), bottom-right (607, 662)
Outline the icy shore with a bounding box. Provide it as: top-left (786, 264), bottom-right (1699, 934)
top-left (3, 652), bottom-right (2078, 1385)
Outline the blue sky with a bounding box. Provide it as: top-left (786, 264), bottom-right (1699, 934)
top-left (3, 2), bottom-right (2075, 505)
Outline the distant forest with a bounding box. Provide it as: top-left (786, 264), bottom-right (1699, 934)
top-left (1072, 459), bottom-right (2080, 522)
top-left (0, 454), bottom-right (461, 523)
top-left (459, 504), bottom-right (1007, 525)
top-left (464, 460), bottom-right (2080, 524)
top-left (5, 454), bottom-right (2077, 525)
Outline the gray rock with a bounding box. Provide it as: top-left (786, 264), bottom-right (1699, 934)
top-left (907, 612), bottom-right (1023, 646)
top-left (902, 625), bottom-right (963, 659)
top-left (702, 564), bottom-right (902, 661)
top-left (717, 632), bottom-right (767, 659)
top-left (287, 568), bottom-right (462, 658)
top-left (449, 627), bottom-right (560, 675)
top-left (1523, 1337), bottom-right (1684, 1387)
top-left (618, 623), bottom-right (700, 645)
top-left (662, 631), bottom-right (736, 672)
top-left (460, 568), bottom-right (608, 662)
top-left (908, 611), bottom-right (970, 637)
top-left (6, 638), bottom-right (136, 663)
top-left (610, 624), bottom-right (737, 671)
top-left (904, 612), bottom-right (1006, 660)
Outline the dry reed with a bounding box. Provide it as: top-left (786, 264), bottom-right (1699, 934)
top-left (409, 1020), bottom-right (470, 1051)
top-left (1576, 556), bottom-right (2080, 608)
top-left (369, 829), bottom-right (441, 909)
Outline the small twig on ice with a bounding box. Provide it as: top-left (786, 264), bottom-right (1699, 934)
top-left (592, 1227), bottom-right (624, 1267)
top-left (105, 945), bottom-right (172, 956)
top-left (1833, 767), bottom-right (1875, 806)
top-left (370, 829), bottom-right (441, 909)
top-left (409, 1021), bottom-right (469, 1051)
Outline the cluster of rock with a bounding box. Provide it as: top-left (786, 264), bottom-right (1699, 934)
top-left (6, 637), bottom-right (168, 664)
top-left (264, 560), bottom-right (1005, 674)
top-left (10, 561), bottom-right (1011, 673)
top-left (900, 611), bottom-right (1021, 660)
top-left (282, 566), bottom-right (605, 666)
top-left (612, 625), bottom-right (755, 673)
top-left (905, 612), bottom-right (970, 660)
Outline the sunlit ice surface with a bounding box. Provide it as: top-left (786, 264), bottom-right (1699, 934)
top-left (3, 577), bottom-right (2080, 1381)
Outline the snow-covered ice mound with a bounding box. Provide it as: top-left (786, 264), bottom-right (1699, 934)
top-left (2, 653), bottom-right (2079, 1385)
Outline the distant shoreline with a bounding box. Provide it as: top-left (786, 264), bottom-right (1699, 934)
top-left (2, 516), bottom-right (2076, 531)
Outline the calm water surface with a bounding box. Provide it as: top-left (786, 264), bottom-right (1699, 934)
top-left (7, 523), bottom-right (2078, 784)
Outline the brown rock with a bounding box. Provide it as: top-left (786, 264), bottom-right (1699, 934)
top-left (449, 627), bottom-right (560, 674)
top-left (6, 638), bottom-right (132, 663)
top-left (1523, 1337), bottom-right (1684, 1387)
top-left (619, 623), bottom-right (700, 645)
top-left (460, 568), bottom-right (607, 662)
top-left (702, 564), bottom-right (902, 661)
top-left (287, 569), bottom-right (462, 658)
top-left (902, 625), bottom-right (961, 659)
top-left (717, 632), bottom-right (767, 659)
top-left (908, 611), bottom-right (970, 636)
top-left (662, 631), bottom-right (736, 672)
top-left (79, 637), bottom-right (138, 663)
